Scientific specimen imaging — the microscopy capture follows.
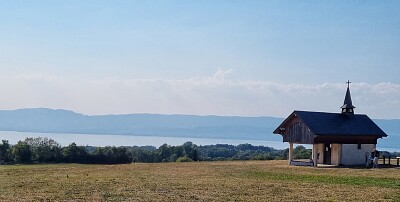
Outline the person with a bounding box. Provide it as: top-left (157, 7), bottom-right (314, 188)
top-left (366, 152), bottom-right (374, 168)
top-left (373, 149), bottom-right (380, 168)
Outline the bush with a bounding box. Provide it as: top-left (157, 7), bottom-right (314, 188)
top-left (214, 157), bottom-right (228, 161)
top-left (176, 156), bottom-right (193, 162)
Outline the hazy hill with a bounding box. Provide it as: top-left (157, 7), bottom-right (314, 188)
top-left (0, 108), bottom-right (283, 141)
top-left (0, 108), bottom-right (398, 148)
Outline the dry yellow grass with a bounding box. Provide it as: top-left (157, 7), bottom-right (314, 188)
top-left (0, 160), bottom-right (399, 201)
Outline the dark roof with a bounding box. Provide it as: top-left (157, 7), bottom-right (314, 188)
top-left (275, 111), bottom-right (387, 137)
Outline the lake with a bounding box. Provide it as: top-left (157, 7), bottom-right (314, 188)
top-left (0, 131), bottom-right (288, 149)
top-left (1, 131), bottom-right (398, 152)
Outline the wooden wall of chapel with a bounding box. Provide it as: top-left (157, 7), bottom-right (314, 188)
top-left (282, 116), bottom-right (315, 144)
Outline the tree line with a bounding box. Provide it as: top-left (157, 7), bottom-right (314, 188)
top-left (1, 137), bottom-right (313, 164)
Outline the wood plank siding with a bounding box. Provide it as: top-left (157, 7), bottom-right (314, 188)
top-left (282, 117), bottom-right (315, 144)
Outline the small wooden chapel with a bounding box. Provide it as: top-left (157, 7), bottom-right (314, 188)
top-left (273, 81), bottom-right (387, 166)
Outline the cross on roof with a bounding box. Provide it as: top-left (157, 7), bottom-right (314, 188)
top-left (346, 80), bottom-right (351, 88)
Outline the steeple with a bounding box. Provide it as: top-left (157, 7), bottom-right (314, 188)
top-left (341, 80), bottom-right (355, 114)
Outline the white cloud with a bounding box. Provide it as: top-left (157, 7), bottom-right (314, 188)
top-left (0, 72), bottom-right (399, 119)
top-left (212, 69), bottom-right (234, 81)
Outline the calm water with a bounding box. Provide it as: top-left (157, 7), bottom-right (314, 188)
top-left (0, 131), bottom-right (288, 149)
top-left (1, 131), bottom-right (398, 152)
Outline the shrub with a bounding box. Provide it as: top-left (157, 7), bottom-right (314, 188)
top-left (176, 156), bottom-right (193, 162)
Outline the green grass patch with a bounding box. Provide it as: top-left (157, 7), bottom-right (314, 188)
top-left (245, 169), bottom-right (400, 189)
top-left (0, 161), bottom-right (399, 201)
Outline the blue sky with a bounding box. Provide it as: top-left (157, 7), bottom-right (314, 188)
top-left (0, 1), bottom-right (399, 118)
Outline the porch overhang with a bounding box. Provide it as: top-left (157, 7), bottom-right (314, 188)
top-left (313, 135), bottom-right (380, 144)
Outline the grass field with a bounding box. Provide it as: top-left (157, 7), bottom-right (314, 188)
top-left (0, 160), bottom-right (399, 201)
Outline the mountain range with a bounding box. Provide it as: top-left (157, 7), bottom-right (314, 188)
top-left (0, 108), bottom-right (398, 149)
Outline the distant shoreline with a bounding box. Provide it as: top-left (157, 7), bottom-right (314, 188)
top-left (1, 131), bottom-right (398, 152)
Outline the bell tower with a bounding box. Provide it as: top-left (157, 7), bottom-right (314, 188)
top-left (341, 80), bottom-right (355, 114)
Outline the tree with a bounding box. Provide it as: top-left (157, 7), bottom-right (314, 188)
top-left (24, 137), bottom-right (62, 163)
top-left (182, 141), bottom-right (193, 156)
top-left (190, 149), bottom-right (199, 161)
top-left (114, 147), bottom-right (131, 163)
top-left (169, 154), bottom-right (178, 162)
top-left (182, 141), bottom-right (199, 161)
top-left (172, 146), bottom-right (184, 158)
top-left (0, 140), bottom-right (12, 163)
top-left (92, 147), bottom-right (106, 163)
top-left (293, 145), bottom-right (312, 159)
top-left (12, 141), bottom-right (32, 163)
top-left (158, 144), bottom-right (172, 162)
top-left (63, 142), bottom-right (88, 163)
top-left (282, 148), bottom-right (289, 160)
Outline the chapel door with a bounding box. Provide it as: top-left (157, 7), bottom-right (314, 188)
top-left (324, 144), bottom-right (332, 164)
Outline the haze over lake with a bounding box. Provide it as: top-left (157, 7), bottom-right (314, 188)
top-left (1, 131), bottom-right (398, 152)
top-left (0, 131), bottom-right (288, 149)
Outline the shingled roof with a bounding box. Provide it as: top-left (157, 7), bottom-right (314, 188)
top-left (274, 110), bottom-right (387, 138)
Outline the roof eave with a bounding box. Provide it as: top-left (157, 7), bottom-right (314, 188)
top-left (273, 111), bottom-right (297, 134)
top-left (314, 133), bottom-right (388, 137)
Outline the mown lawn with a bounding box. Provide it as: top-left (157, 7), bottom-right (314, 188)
top-left (0, 160), bottom-right (399, 201)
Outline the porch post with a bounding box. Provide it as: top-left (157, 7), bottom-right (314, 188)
top-left (337, 144), bottom-right (342, 166)
top-left (312, 144), bottom-right (318, 167)
top-left (288, 142), bottom-right (293, 165)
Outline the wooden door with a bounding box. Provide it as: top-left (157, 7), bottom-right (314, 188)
top-left (324, 144), bottom-right (332, 164)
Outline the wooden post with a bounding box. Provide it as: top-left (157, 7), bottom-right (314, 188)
top-left (337, 144), bottom-right (342, 166)
top-left (312, 144), bottom-right (318, 167)
top-left (288, 143), bottom-right (293, 165)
